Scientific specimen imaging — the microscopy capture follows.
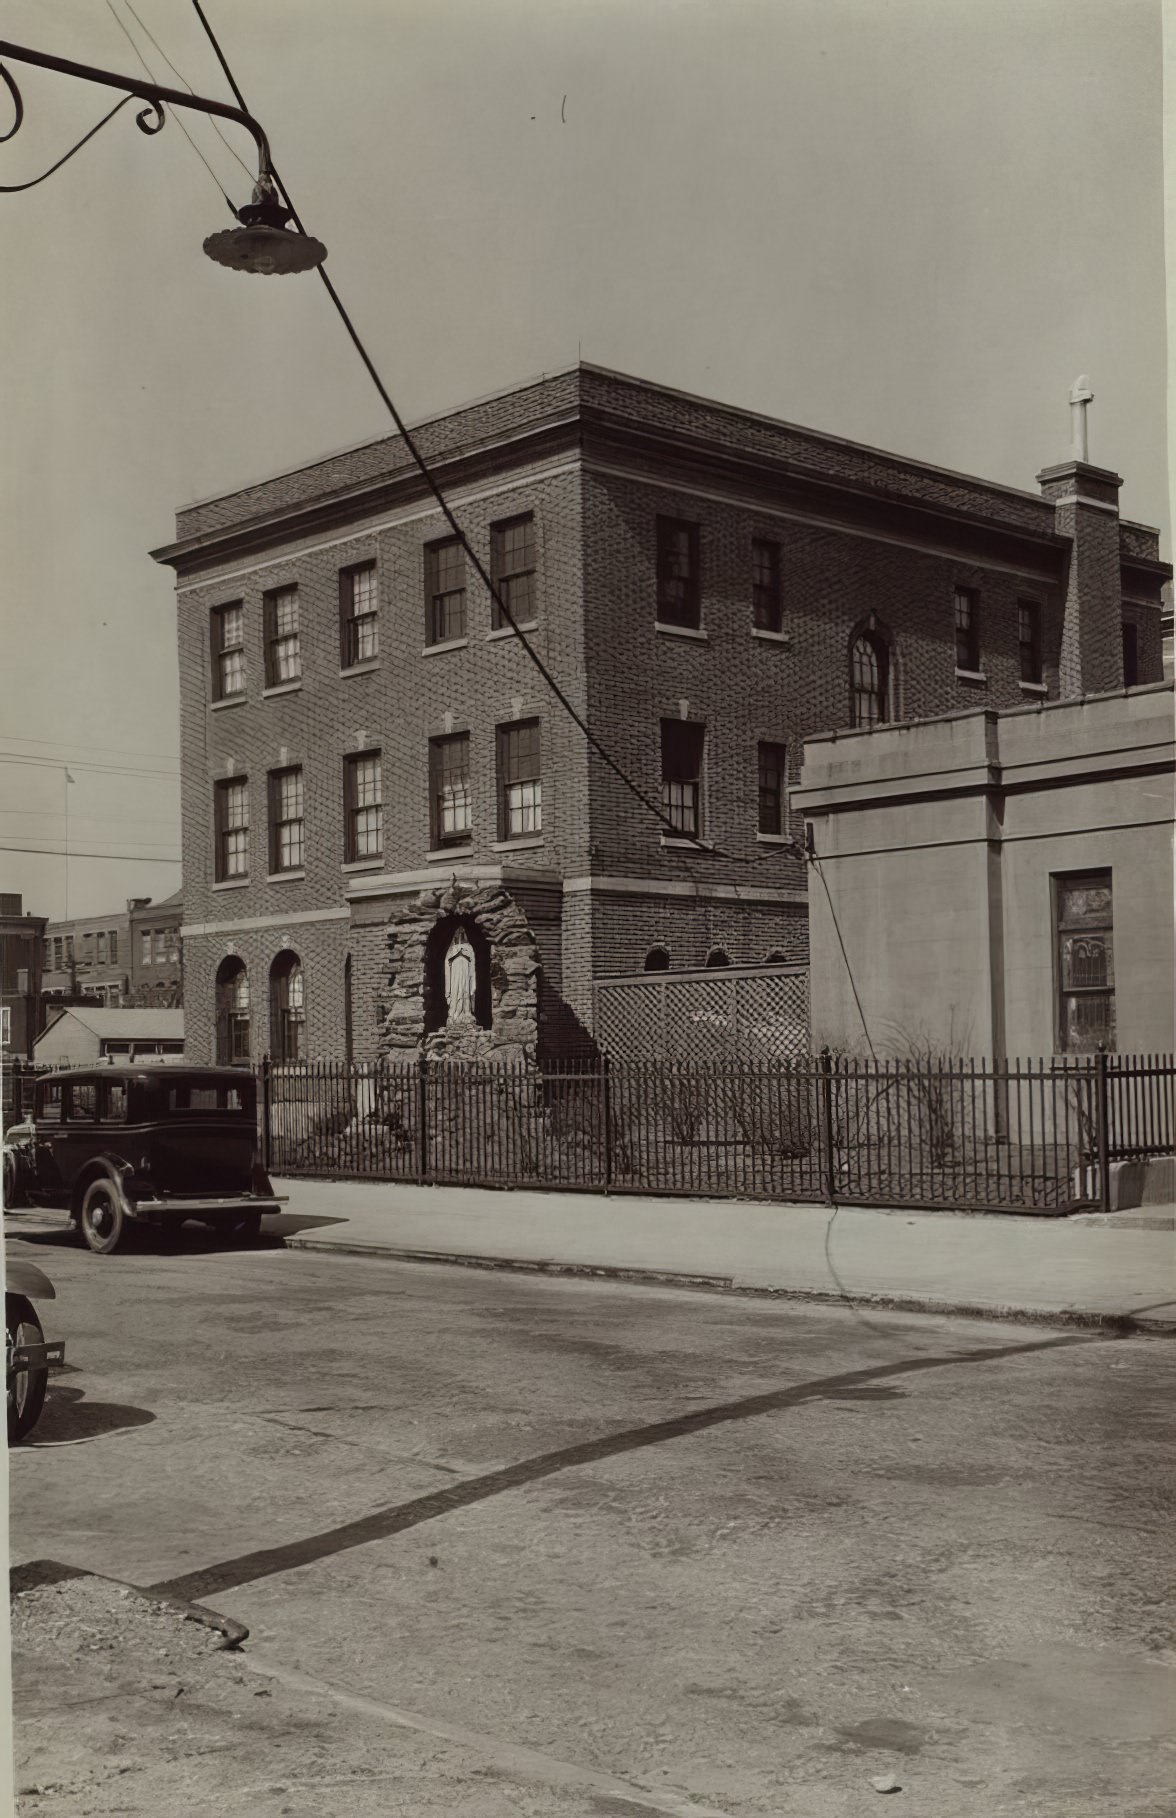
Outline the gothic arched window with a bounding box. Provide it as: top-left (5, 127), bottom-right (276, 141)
top-left (850, 629), bottom-right (891, 728)
top-left (270, 952), bottom-right (305, 1063)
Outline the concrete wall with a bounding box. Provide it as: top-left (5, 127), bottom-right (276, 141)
top-left (795, 685), bottom-right (1175, 1059)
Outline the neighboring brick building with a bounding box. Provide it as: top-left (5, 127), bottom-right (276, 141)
top-left (152, 365), bottom-right (1169, 1065)
top-left (128, 891), bottom-right (184, 1006)
top-left (0, 895), bottom-right (46, 1060)
top-left (41, 909), bottom-right (131, 1010)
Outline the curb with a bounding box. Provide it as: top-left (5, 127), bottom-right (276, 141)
top-left (280, 1233), bottom-right (1176, 1333)
top-left (9, 1560), bottom-right (249, 1649)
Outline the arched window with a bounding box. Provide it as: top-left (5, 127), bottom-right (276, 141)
top-left (764, 950), bottom-right (787, 965)
top-left (850, 629), bottom-right (890, 728)
top-left (270, 952), bottom-right (305, 1063)
top-left (705, 948), bottom-right (732, 969)
top-left (643, 946), bottom-right (670, 973)
top-left (215, 958), bottom-right (250, 1067)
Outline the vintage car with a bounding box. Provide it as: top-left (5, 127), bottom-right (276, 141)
top-left (7, 1256), bottom-right (65, 1443)
top-left (2, 1066), bottom-right (285, 1254)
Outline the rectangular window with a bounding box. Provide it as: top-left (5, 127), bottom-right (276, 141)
top-left (490, 514), bottom-right (537, 629)
top-left (153, 930), bottom-right (168, 962)
top-left (429, 733), bottom-right (471, 846)
top-left (82, 933), bottom-right (94, 966)
top-left (264, 586), bottom-right (301, 686)
top-left (167, 932), bottom-right (179, 964)
top-left (425, 538), bottom-right (466, 644)
top-left (661, 719), bottom-right (705, 837)
top-left (37, 1083), bottom-right (63, 1124)
top-left (344, 750), bottom-right (383, 861)
top-left (268, 767), bottom-right (305, 873)
top-left (65, 935), bottom-right (74, 967)
top-left (1019, 602), bottom-right (1043, 684)
top-left (1122, 620), bottom-right (1139, 687)
top-left (109, 931), bottom-right (118, 965)
top-left (101, 1080), bottom-right (128, 1122)
top-left (955, 587), bottom-right (981, 671)
top-left (1056, 871), bottom-right (1115, 1053)
top-left (67, 1081), bottom-right (97, 1122)
top-left (1, 1005), bottom-right (9, 1047)
top-left (656, 517), bottom-right (701, 629)
top-left (140, 930), bottom-right (152, 966)
top-left (497, 720), bottom-right (542, 839)
top-left (758, 741), bottom-right (788, 835)
top-left (53, 938), bottom-right (63, 970)
top-left (96, 931), bottom-right (107, 965)
top-left (752, 539), bottom-right (782, 632)
top-left (212, 602), bottom-right (245, 701)
top-left (341, 563), bottom-right (379, 667)
top-left (215, 777), bottom-right (249, 881)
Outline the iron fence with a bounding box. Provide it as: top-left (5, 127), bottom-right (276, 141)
top-left (258, 1049), bottom-right (1176, 1212)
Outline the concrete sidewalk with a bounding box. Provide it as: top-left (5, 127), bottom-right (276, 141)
top-left (267, 1177), bottom-right (1176, 1331)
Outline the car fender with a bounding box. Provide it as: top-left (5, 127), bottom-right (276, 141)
top-left (6, 1259), bottom-right (56, 1302)
top-left (70, 1156), bottom-right (137, 1218)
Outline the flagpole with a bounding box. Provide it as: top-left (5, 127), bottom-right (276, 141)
top-left (63, 766), bottom-right (71, 921)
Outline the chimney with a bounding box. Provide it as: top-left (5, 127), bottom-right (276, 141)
top-left (1036, 377), bottom-right (1123, 695)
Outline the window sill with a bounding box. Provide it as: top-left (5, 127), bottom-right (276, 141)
top-left (426, 843), bottom-right (473, 862)
top-left (212, 878), bottom-right (250, 892)
top-left (339, 660), bottom-right (381, 678)
top-left (1019, 679), bottom-right (1048, 696)
top-left (660, 834), bottom-right (715, 851)
top-left (756, 831), bottom-right (792, 845)
top-left (490, 836), bottom-right (544, 853)
top-left (654, 622), bottom-right (709, 643)
top-left (266, 870), bottom-right (306, 884)
top-left (486, 622), bottom-right (539, 642)
top-left (210, 694), bottom-right (247, 712)
top-left (954, 668), bottom-right (988, 684)
top-left (751, 628), bottom-right (790, 644)
top-left (422, 637), bottom-right (469, 657)
top-left (263, 681), bottom-right (303, 698)
top-left (341, 856), bottom-right (384, 874)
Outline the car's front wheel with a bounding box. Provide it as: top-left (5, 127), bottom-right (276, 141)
top-left (7, 1294), bottom-right (48, 1443)
top-left (79, 1178), bottom-right (127, 1255)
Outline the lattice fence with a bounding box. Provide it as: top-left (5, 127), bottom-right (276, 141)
top-left (593, 965), bottom-right (810, 1062)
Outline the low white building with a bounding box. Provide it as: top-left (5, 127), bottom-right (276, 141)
top-left (34, 1007), bottom-right (185, 1067)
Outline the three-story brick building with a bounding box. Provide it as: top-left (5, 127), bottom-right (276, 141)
top-left (152, 365), bottom-right (1167, 1065)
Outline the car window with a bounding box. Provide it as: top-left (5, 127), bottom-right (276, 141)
top-left (166, 1082), bottom-right (253, 1113)
top-left (101, 1081), bottom-right (128, 1122)
top-left (37, 1084), bottom-right (63, 1124)
top-left (67, 1082), bottom-right (97, 1122)
top-left (187, 1088), bottom-right (220, 1111)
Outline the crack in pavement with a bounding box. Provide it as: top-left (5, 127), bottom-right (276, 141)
top-left (240, 1652), bottom-right (737, 1818)
top-left (152, 1330), bottom-right (1088, 1603)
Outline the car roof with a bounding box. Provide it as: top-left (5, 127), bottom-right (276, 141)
top-left (38, 1066), bottom-right (253, 1086)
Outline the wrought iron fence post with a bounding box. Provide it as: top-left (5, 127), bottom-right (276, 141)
top-left (1095, 1044), bottom-right (1111, 1214)
top-left (259, 1053), bottom-right (272, 1172)
top-left (416, 1049), bottom-right (429, 1185)
top-left (819, 1047), bottom-right (836, 1205)
top-left (601, 1053), bottom-right (613, 1191)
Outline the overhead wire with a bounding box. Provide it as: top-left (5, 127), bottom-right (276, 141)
top-left (0, 843), bottom-right (180, 862)
top-left (105, 0), bottom-right (236, 215)
top-left (186, 0), bottom-right (726, 861)
top-left (120, 0), bottom-right (253, 181)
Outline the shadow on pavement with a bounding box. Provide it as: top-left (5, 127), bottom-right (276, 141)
top-left (16, 1383), bottom-right (156, 1447)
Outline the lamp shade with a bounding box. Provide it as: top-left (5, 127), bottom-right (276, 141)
top-left (203, 222), bottom-right (326, 276)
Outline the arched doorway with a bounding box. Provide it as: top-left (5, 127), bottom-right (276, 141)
top-left (270, 951), bottom-right (305, 1062)
top-left (215, 957), bottom-right (250, 1066)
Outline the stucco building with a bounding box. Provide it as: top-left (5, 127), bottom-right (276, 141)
top-left (151, 365), bottom-right (1168, 1065)
top-left (794, 683), bottom-right (1175, 1058)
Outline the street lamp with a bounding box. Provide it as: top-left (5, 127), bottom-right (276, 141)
top-left (0, 38), bottom-right (325, 275)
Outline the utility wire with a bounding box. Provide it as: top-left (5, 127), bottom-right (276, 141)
top-left (121, 0), bottom-right (253, 180)
top-left (187, 0), bottom-right (721, 860)
top-left (0, 733), bottom-right (179, 763)
top-left (106, 0), bottom-right (236, 215)
top-left (0, 843), bottom-right (180, 862)
top-left (0, 755), bottom-right (180, 781)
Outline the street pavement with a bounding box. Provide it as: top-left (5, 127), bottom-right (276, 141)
top-left (262, 1178), bottom-right (1176, 1328)
top-left (7, 1222), bottom-right (1174, 1817)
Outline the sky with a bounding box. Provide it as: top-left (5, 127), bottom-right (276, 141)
top-left (0, 0), bottom-right (1168, 922)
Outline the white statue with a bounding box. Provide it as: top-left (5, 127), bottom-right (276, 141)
top-left (444, 928), bottom-right (476, 1026)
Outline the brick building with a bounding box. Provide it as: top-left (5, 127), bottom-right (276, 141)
top-left (152, 365), bottom-right (1168, 1065)
top-left (42, 908), bottom-right (131, 1010)
top-left (0, 895), bottom-right (46, 1060)
top-left (127, 891), bottom-right (184, 1006)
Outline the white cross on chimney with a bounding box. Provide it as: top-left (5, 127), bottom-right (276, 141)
top-left (1069, 375), bottom-right (1093, 462)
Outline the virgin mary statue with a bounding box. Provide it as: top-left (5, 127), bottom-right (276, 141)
top-left (444, 928), bottom-right (476, 1026)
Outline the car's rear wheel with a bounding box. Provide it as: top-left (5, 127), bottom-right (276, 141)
top-left (7, 1295), bottom-right (48, 1444)
top-left (79, 1179), bottom-right (127, 1255)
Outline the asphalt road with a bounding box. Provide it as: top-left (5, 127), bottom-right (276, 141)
top-left (8, 1223), bottom-right (1174, 1817)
